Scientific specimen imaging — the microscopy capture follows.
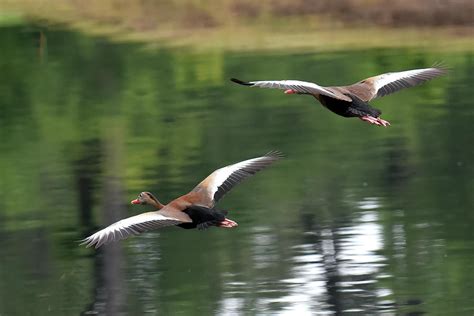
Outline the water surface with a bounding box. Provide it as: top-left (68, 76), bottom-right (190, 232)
top-left (0, 25), bottom-right (473, 315)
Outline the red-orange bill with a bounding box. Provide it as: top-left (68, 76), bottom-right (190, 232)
top-left (130, 199), bottom-right (140, 205)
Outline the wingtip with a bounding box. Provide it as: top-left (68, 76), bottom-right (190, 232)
top-left (78, 238), bottom-right (91, 248)
top-left (230, 78), bottom-right (253, 86)
top-left (431, 61), bottom-right (450, 73)
top-left (265, 150), bottom-right (285, 160)
top-left (78, 236), bottom-right (101, 249)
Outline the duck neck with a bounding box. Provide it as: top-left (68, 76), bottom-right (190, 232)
top-left (149, 194), bottom-right (165, 209)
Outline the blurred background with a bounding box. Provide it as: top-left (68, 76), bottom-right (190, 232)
top-left (0, 1), bottom-right (473, 315)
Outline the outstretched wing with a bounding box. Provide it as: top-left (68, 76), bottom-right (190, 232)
top-left (80, 211), bottom-right (184, 248)
top-left (231, 78), bottom-right (351, 102)
top-left (351, 66), bottom-right (447, 101)
top-left (191, 151), bottom-right (284, 207)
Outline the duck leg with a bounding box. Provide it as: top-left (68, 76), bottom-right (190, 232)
top-left (218, 218), bottom-right (238, 228)
top-left (359, 115), bottom-right (391, 127)
top-left (376, 117), bottom-right (391, 126)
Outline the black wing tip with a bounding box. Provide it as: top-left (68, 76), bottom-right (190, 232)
top-left (264, 150), bottom-right (285, 160)
top-left (230, 78), bottom-right (254, 86)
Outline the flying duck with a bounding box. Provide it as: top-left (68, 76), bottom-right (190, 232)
top-left (231, 65), bottom-right (447, 126)
top-left (80, 151), bottom-right (283, 248)
top-left (130, 191), bottom-right (236, 230)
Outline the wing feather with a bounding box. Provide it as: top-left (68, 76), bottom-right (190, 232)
top-left (231, 78), bottom-right (351, 102)
top-left (192, 151), bottom-right (283, 206)
top-left (358, 66), bottom-right (447, 101)
top-left (80, 211), bottom-right (183, 248)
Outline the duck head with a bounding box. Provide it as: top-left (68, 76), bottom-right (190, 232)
top-left (131, 192), bottom-right (164, 209)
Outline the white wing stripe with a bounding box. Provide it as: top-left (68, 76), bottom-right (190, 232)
top-left (373, 67), bottom-right (446, 98)
top-left (81, 212), bottom-right (183, 248)
top-left (248, 80), bottom-right (349, 101)
top-left (209, 152), bottom-right (282, 201)
top-left (190, 151), bottom-right (282, 207)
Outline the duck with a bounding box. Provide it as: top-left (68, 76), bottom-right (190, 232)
top-left (231, 65), bottom-right (447, 127)
top-left (81, 151), bottom-right (283, 248)
top-left (130, 191), bottom-right (235, 230)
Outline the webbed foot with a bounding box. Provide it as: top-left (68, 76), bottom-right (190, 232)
top-left (359, 116), bottom-right (391, 127)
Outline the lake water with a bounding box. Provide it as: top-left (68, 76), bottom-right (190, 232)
top-left (0, 25), bottom-right (473, 315)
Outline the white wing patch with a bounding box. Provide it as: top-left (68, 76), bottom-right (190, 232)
top-left (210, 158), bottom-right (259, 197)
top-left (195, 151), bottom-right (283, 205)
top-left (249, 80), bottom-right (351, 101)
top-left (371, 67), bottom-right (447, 99)
top-left (80, 212), bottom-right (182, 248)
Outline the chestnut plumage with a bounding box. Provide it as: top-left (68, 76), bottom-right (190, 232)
top-left (80, 151), bottom-right (283, 248)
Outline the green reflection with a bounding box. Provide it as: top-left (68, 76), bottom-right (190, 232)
top-left (0, 24), bottom-right (473, 315)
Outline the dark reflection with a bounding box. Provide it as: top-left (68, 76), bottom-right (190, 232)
top-left (0, 23), bottom-right (472, 315)
top-left (383, 137), bottom-right (413, 190)
top-left (81, 176), bottom-right (127, 316)
top-left (81, 136), bottom-right (127, 315)
top-left (320, 228), bottom-right (344, 314)
top-left (76, 139), bottom-right (102, 228)
top-left (299, 224), bottom-right (344, 314)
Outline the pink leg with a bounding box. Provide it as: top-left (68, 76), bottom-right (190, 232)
top-left (284, 89), bottom-right (297, 94)
top-left (359, 116), bottom-right (391, 127)
top-left (359, 116), bottom-right (381, 125)
top-left (376, 117), bottom-right (391, 127)
top-left (218, 218), bottom-right (238, 228)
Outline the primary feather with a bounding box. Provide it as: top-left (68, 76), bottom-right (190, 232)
top-left (80, 212), bottom-right (183, 248)
top-left (192, 150), bottom-right (284, 206)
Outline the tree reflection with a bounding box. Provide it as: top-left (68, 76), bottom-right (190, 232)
top-left (81, 131), bottom-right (127, 315)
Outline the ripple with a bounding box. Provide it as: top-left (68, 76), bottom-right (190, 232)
top-left (357, 197), bottom-right (382, 210)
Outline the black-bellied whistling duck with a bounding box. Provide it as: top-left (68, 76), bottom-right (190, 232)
top-left (80, 151), bottom-right (283, 248)
top-left (231, 65), bottom-right (447, 127)
top-left (130, 191), bottom-right (165, 209)
top-left (130, 191), bottom-right (233, 230)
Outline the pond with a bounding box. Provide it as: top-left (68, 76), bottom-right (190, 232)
top-left (0, 24), bottom-right (473, 315)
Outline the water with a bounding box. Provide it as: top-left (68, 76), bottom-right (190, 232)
top-left (0, 25), bottom-right (473, 315)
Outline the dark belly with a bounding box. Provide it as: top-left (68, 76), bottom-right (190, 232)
top-left (177, 205), bottom-right (227, 230)
top-left (317, 95), bottom-right (381, 118)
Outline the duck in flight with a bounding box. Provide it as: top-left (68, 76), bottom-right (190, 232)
top-left (80, 151), bottom-right (283, 248)
top-left (231, 66), bottom-right (447, 127)
top-left (130, 191), bottom-right (236, 229)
